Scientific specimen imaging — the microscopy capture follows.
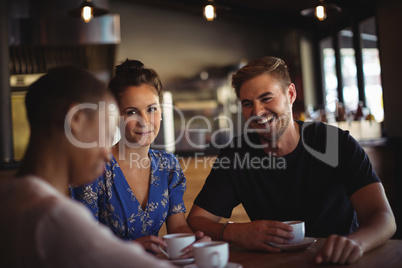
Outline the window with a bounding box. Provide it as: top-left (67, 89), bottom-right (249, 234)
top-left (320, 37), bottom-right (337, 113)
top-left (321, 17), bottom-right (383, 122)
top-left (339, 28), bottom-right (359, 113)
top-left (360, 18), bottom-right (384, 121)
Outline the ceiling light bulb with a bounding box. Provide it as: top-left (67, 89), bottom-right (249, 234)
top-left (82, 6), bottom-right (93, 23)
top-left (69, 0), bottom-right (108, 22)
top-left (204, 4), bottom-right (216, 21)
top-left (315, 5), bottom-right (327, 21)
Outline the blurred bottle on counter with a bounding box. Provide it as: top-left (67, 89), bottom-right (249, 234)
top-left (354, 101), bottom-right (364, 121)
top-left (365, 108), bottom-right (375, 124)
top-left (298, 111), bottom-right (306, 121)
top-left (336, 102), bottom-right (346, 122)
top-left (319, 108), bottom-right (327, 123)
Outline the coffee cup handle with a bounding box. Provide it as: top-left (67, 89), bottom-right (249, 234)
top-left (211, 251), bottom-right (221, 268)
top-left (159, 245), bottom-right (169, 258)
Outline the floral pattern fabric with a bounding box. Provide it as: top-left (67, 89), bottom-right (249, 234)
top-left (70, 149), bottom-right (187, 240)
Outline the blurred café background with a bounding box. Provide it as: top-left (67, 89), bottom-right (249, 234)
top-left (0, 0), bottom-right (401, 238)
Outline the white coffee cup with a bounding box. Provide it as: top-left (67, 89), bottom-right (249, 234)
top-left (193, 241), bottom-right (229, 268)
top-left (283, 220), bottom-right (305, 244)
top-left (159, 233), bottom-right (196, 260)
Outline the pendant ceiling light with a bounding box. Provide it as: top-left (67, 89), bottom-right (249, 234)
top-left (68, 0), bottom-right (109, 23)
top-left (203, 0), bottom-right (217, 21)
top-left (301, 0), bottom-right (341, 21)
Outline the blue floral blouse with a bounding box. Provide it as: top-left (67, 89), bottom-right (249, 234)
top-left (70, 149), bottom-right (187, 240)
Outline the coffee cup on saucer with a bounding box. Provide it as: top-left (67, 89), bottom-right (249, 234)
top-left (192, 241), bottom-right (229, 268)
top-left (283, 220), bottom-right (305, 244)
top-left (159, 233), bottom-right (196, 260)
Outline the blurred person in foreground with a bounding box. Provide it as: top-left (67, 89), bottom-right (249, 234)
top-left (0, 67), bottom-right (174, 267)
top-left (187, 56), bottom-right (396, 265)
top-left (70, 59), bottom-right (209, 257)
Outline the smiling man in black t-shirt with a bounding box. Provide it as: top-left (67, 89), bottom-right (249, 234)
top-left (187, 56), bottom-right (396, 265)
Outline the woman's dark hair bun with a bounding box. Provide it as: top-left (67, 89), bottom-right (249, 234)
top-left (115, 59), bottom-right (144, 76)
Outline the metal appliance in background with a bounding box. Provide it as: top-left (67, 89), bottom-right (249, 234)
top-left (2, 0), bottom-right (121, 165)
top-left (8, 0), bottom-right (120, 78)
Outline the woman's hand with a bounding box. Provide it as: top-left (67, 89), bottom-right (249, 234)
top-left (135, 235), bottom-right (167, 254)
top-left (194, 230), bottom-right (212, 242)
top-left (180, 231), bottom-right (212, 259)
top-left (315, 235), bottom-right (363, 265)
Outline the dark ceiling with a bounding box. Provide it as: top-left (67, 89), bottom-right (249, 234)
top-left (132, 0), bottom-right (379, 35)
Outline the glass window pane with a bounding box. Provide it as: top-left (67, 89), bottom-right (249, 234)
top-left (320, 37), bottom-right (337, 113)
top-left (339, 28), bottom-right (359, 113)
top-left (360, 17), bottom-right (384, 122)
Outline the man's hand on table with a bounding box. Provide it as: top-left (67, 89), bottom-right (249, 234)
top-left (315, 234), bottom-right (363, 265)
top-left (225, 220), bottom-right (294, 252)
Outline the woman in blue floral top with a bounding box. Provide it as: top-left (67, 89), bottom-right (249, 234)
top-left (71, 59), bottom-right (209, 256)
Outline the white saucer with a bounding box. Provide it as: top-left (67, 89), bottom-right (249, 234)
top-left (169, 258), bottom-right (194, 265)
top-left (268, 237), bottom-right (317, 251)
top-left (184, 262), bottom-right (242, 268)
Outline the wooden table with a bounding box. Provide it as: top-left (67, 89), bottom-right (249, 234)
top-left (229, 238), bottom-right (402, 268)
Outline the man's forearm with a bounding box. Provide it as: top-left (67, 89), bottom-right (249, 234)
top-left (347, 210), bottom-right (396, 253)
top-left (188, 216), bottom-right (226, 241)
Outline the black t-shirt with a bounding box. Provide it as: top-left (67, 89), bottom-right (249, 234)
top-left (194, 121), bottom-right (380, 238)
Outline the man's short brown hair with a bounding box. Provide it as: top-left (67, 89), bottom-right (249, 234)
top-left (232, 56), bottom-right (292, 98)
